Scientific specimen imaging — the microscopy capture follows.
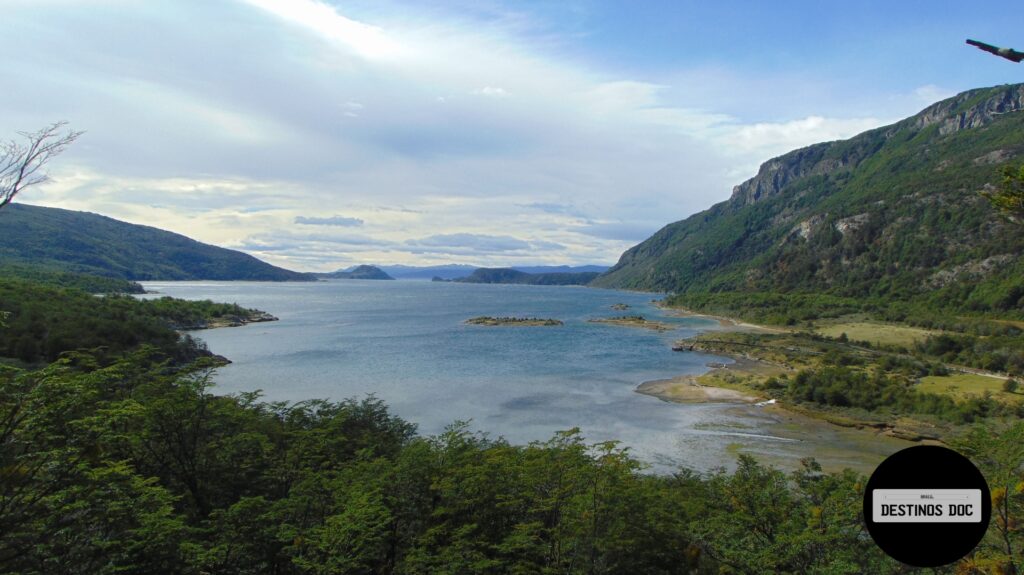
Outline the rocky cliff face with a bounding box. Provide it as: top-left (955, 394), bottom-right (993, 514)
top-left (729, 142), bottom-right (837, 206)
top-left (907, 83), bottom-right (1024, 135)
top-left (727, 84), bottom-right (1024, 208)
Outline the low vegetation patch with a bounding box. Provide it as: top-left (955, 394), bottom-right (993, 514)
top-left (589, 315), bottom-right (676, 331)
top-left (465, 316), bottom-right (563, 326)
top-left (918, 372), bottom-right (1021, 403)
top-left (814, 321), bottom-right (938, 349)
top-left (675, 326), bottom-right (1024, 432)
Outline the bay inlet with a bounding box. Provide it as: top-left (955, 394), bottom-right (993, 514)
top-left (142, 280), bottom-right (913, 473)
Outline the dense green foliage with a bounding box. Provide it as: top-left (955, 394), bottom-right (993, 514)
top-left (778, 365), bottom-right (1019, 424)
top-left (0, 263), bottom-right (144, 293)
top-left (3, 350), bottom-right (1023, 573)
top-left (916, 330), bottom-right (1024, 375)
top-left (596, 84), bottom-right (1024, 320)
top-left (0, 351), bottom-right (939, 575)
top-left (0, 279), bottom-right (262, 364)
top-left (0, 203), bottom-right (315, 281)
top-left (983, 162), bottom-right (1024, 221)
top-left (663, 292), bottom-right (865, 325)
top-left (455, 268), bottom-right (601, 285)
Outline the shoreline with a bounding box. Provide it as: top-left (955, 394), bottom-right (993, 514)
top-left (640, 306), bottom-right (947, 444)
top-left (654, 302), bottom-right (785, 333)
top-left (636, 371), bottom-right (761, 404)
top-left (636, 356), bottom-right (777, 405)
top-left (173, 311), bottom-right (278, 331)
top-left (637, 354), bottom-right (945, 443)
top-left (638, 302), bottom-right (785, 406)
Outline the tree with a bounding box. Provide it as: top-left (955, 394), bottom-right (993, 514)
top-left (953, 422), bottom-right (1024, 574)
top-left (0, 121), bottom-right (82, 210)
top-left (983, 164), bottom-right (1024, 223)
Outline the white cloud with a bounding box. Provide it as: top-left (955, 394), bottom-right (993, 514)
top-left (472, 86), bottom-right (510, 98)
top-left (342, 100), bottom-right (364, 118)
top-left (241, 0), bottom-right (404, 60)
top-left (407, 233), bottom-right (534, 253)
top-left (714, 115), bottom-right (887, 178)
top-left (295, 215), bottom-right (364, 227)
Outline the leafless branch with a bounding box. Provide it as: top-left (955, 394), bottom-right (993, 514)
top-left (0, 121), bottom-right (83, 210)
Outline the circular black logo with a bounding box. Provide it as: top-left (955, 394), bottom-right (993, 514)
top-left (863, 445), bottom-right (991, 567)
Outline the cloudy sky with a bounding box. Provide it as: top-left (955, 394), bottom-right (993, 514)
top-left (5, 1), bottom-right (1024, 271)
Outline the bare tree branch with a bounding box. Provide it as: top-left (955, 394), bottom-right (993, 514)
top-left (0, 121), bottom-right (83, 211)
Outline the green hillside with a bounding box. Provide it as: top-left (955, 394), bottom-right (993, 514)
top-left (594, 84), bottom-right (1024, 320)
top-left (0, 203), bottom-right (315, 281)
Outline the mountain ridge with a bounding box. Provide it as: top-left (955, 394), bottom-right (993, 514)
top-left (0, 203), bottom-right (315, 282)
top-left (337, 264), bottom-right (609, 280)
top-left (593, 83), bottom-right (1024, 319)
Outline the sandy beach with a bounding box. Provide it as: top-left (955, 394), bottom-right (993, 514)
top-left (636, 356), bottom-right (769, 405)
top-left (636, 375), bottom-right (759, 403)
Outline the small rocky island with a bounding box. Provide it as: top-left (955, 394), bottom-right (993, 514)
top-left (588, 315), bottom-right (675, 332)
top-left (611, 303), bottom-right (631, 311)
top-left (465, 316), bottom-right (564, 326)
top-left (170, 310), bottom-right (278, 330)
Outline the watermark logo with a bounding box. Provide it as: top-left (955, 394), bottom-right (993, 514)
top-left (863, 445), bottom-right (991, 567)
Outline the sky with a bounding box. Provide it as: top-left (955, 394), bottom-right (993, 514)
top-left (4, 0), bottom-right (1024, 271)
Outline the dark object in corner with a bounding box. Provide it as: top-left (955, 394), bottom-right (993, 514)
top-left (967, 39), bottom-right (1024, 63)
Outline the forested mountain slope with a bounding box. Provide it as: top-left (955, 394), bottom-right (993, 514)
top-left (0, 203), bottom-right (314, 281)
top-left (594, 84), bottom-right (1024, 317)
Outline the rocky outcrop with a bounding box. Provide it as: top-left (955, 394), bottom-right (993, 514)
top-left (171, 311), bottom-right (278, 330)
top-left (926, 255), bottom-right (1015, 288)
top-left (973, 149), bottom-right (1017, 165)
top-left (906, 84), bottom-right (1024, 136)
top-left (727, 84), bottom-right (1024, 208)
top-left (834, 213), bottom-right (869, 236)
top-left (729, 142), bottom-right (842, 206)
top-left (786, 213), bottom-right (828, 242)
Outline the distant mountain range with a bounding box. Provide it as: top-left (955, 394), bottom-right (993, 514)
top-left (594, 83), bottom-right (1024, 316)
top-left (370, 264), bottom-right (477, 280)
top-left (449, 268), bottom-right (601, 286)
top-left (340, 264), bottom-right (609, 280)
top-left (0, 204), bottom-right (315, 281)
top-left (0, 204), bottom-right (610, 286)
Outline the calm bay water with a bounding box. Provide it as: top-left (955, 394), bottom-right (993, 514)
top-left (143, 280), bottom-right (911, 473)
